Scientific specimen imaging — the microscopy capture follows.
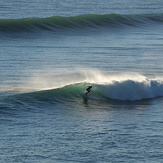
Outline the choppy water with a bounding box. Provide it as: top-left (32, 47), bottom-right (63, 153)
top-left (0, 0), bottom-right (163, 162)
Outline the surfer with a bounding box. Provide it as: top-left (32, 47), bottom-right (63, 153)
top-left (85, 85), bottom-right (92, 95)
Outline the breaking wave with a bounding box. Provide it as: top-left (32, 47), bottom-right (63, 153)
top-left (3, 76), bottom-right (163, 106)
top-left (30, 78), bottom-right (163, 101)
top-left (1, 71), bottom-right (163, 111)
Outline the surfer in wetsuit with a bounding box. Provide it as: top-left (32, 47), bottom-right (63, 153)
top-left (86, 85), bottom-right (92, 95)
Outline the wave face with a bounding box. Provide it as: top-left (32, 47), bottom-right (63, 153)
top-left (1, 13), bottom-right (163, 32)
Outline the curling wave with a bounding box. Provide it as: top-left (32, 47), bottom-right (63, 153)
top-left (12, 78), bottom-right (163, 104)
top-left (1, 13), bottom-right (163, 32)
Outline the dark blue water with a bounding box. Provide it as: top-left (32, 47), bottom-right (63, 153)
top-left (0, 0), bottom-right (163, 162)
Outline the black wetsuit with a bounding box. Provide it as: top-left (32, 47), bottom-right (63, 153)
top-left (86, 86), bottom-right (92, 94)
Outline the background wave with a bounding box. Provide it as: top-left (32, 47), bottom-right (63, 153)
top-left (1, 13), bottom-right (163, 32)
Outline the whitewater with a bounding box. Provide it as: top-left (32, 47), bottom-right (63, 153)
top-left (0, 0), bottom-right (163, 163)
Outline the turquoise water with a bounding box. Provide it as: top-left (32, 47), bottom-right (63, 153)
top-left (0, 0), bottom-right (163, 162)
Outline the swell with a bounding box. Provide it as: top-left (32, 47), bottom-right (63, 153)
top-left (1, 13), bottom-right (163, 32)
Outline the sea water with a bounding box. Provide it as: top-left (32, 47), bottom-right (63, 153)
top-left (0, 0), bottom-right (163, 162)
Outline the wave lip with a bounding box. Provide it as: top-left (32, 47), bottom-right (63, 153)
top-left (1, 13), bottom-right (163, 32)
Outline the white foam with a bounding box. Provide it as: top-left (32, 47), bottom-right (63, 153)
top-left (80, 69), bottom-right (163, 100)
top-left (96, 78), bottom-right (163, 101)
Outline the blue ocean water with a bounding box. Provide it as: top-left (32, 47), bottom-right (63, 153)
top-left (0, 0), bottom-right (163, 162)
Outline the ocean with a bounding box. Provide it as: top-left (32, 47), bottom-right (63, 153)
top-left (0, 0), bottom-right (163, 162)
